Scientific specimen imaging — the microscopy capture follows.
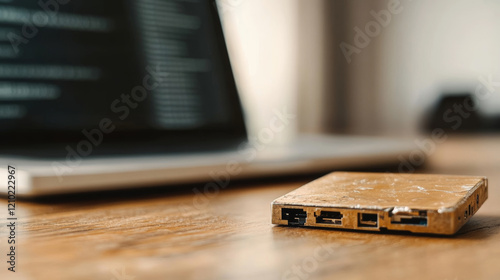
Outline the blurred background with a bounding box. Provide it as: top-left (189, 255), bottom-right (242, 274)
top-left (220, 0), bottom-right (500, 141)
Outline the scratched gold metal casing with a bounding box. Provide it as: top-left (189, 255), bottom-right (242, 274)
top-left (272, 172), bottom-right (488, 235)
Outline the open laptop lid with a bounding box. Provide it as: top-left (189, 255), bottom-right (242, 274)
top-left (0, 0), bottom-right (247, 154)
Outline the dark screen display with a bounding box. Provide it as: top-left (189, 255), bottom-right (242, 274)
top-left (0, 0), bottom-right (246, 147)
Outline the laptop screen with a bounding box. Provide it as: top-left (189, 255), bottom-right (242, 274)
top-left (0, 0), bottom-right (246, 149)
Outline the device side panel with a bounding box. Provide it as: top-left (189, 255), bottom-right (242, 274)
top-left (449, 178), bottom-right (488, 234)
top-left (272, 203), bottom-right (475, 235)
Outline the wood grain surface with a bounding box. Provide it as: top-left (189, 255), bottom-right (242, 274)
top-left (1, 136), bottom-right (500, 280)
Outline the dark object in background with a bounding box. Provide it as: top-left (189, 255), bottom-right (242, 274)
top-left (426, 93), bottom-right (492, 133)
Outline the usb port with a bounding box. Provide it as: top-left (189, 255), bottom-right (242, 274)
top-left (391, 210), bottom-right (428, 226)
top-left (391, 215), bottom-right (428, 226)
top-left (316, 211), bottom-right (343, 225)
top-left (358, 213), bottom-right (378, 228)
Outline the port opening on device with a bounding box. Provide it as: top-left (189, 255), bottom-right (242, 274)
top-left (358, 213), bottom-right (378, 228)
top-left (391, 215), bottom-right (428, 226)
top-left (315, 211), bottom-right (343, 225)
top-left (281, 208), bottom-right (307, 226)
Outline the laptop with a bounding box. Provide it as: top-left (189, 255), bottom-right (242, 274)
top-left (0, 0), bottom-right (414, 196)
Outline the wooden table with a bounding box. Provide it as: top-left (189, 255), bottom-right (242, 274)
top-left (1, 136), bottom-right (500, 280)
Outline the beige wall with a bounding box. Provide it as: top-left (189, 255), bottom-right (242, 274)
top-left (219, 0), bottom-right (500, 138)
top-left (219, 0), bottom-right (332, 141)
top-left (219, 0), bottom-right (300, 144)
top-left (345, 0), bottom-right (500, 136)
top-left (296, 1), bottom-right (332, 134)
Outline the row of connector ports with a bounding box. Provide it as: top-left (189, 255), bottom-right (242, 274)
top-left (281, 208), bottom-right (428, 228)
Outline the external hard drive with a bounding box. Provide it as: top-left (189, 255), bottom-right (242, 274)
top-left (271, 172), bottom-right (488, 235)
